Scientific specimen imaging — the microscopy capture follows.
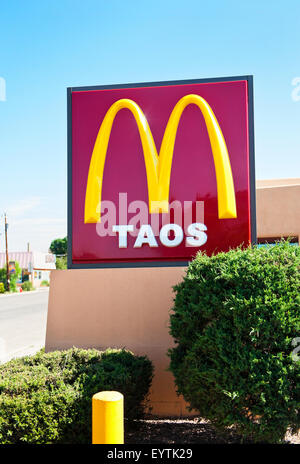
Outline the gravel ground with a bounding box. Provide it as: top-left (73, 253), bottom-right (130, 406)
top-left (125, 417), bottom-right (300, 444)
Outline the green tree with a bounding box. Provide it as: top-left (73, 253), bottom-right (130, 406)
top-left (0, 262), bottom-right (21, 292)
top-left (49, 237), bottom-right (67, 256)
top-left (55, 256), bottom-right (67, 270)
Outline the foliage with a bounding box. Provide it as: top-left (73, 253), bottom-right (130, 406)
top-left (168, 241), bottom-right (300, 443)
top-left (41, 280), bottom-right (50, 287)
top-left (50, 237), bottom-right (67, 256)
top-left (0, 261), bottom-right (21, 292)
top-left (50, 237), bottom-right (67, 269)
top-left (0, 282), bottom-right (4, 293)
top-left (0, 268), bottom-right (5, 286)
top-left (55, 256), bottom-right (67, 270)
top-left (21, 281), bottom-right (34, 291)
top-left (0, 347), bottom-right (154, 444)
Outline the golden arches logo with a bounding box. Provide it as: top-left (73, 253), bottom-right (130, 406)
top-left (84, 94), bottom-right (237, 223)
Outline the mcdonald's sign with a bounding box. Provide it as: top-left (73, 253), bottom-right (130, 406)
top-left (68, 76), bottom-right (256, 268)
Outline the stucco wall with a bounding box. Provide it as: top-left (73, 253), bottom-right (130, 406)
top-left (46, 267), bottom-right (192, 416)
top-left (256, 179), bottom-right (300, 240)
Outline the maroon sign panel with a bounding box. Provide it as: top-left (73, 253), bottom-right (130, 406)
top-left (68, 76), bottom-right (256, 267)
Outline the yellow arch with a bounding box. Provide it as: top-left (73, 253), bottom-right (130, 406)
top-left (84, 99), bottom-right (159, 223)
top-left (158, 94), bottom-right (237, 219)
top-left (84, 95), bottom-right (237, 223)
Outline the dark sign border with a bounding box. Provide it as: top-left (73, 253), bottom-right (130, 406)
top-left (67, 75), bottom-right (256, 269)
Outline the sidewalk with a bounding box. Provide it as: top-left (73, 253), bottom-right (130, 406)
top-left (0, 288), bottom-right (49, 364)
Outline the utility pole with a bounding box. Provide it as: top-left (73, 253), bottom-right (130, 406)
top-left (4, 213), bottom-right (9, 292)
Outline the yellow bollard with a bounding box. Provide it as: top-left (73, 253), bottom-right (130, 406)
top-left (92, 391), bottom-right (124, 444)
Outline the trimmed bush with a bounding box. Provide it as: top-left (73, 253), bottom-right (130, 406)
top-left (0, 348), bottom-right (153, 444)
top-left (41, 280), bottom-right (50, 287)
top-left (168, 241), bottom-right (300, 443)
top-left (0, 282), bottom-right (4, 293)
top-left (21, 281), bottom-right (34, 291)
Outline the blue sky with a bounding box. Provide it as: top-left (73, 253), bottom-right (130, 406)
top-left (0, 0), bottom-right (299, 252)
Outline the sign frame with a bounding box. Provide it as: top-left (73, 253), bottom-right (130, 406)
top-left (67, 75), bottom-right (256, 269)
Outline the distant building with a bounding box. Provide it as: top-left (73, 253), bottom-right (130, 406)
top-left (0, 251), bottom-right (56, 287)
top-left (256, 178), bottom-right (300, 244)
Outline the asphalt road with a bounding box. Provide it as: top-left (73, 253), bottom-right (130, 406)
top-left (0, 289), bottom-right (49, 363)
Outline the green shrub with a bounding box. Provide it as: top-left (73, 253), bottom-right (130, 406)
top-left (0, 347), bottom-right (153, 444)
top-left (21, 281), bottom-right (34, 291)
top-left (0, 282), bottom-right (4, 293)
top-left (168, 241), bottom-right (300, 443)
top-left (41, 280), bottom-right (50, 287)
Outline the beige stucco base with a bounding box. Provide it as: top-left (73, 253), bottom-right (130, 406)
top-left (256, 179), bottom-right (300, 241)
top-left (45, 267), bottom-right (193, 416)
